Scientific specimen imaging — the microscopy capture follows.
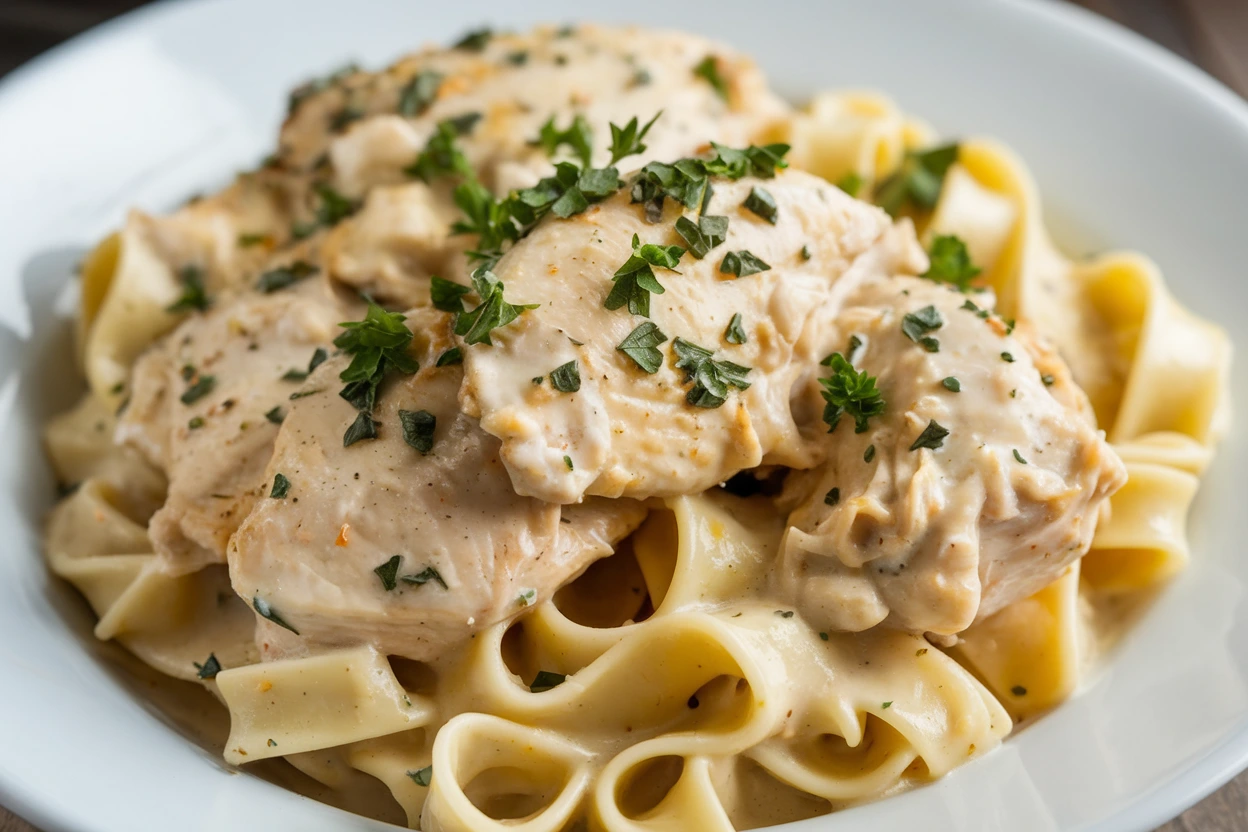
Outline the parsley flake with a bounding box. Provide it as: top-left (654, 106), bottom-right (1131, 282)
top-left (453, 28), bottom-right (492, 51)
top-left (909, 419), bottom-right (950, 451)
top-left (408, 766), bottom-right (433, 787)
top-left (605, 234), bottom-right (685, 317)
top-left (399, 409), bottom-right (436, 454)
top-left (674, 214), bottom-right (728, 259)
top-left (401, 566), bottom-right (448, 590)
top-left (336, 303), bottom-right (418, 421)
top-left (693, 55), bottom-right (729, 101)
top-left (672, 338), bottom-right (751, 408)
top-left (719, 250), bottom-right (770, 277)
top-left (864, 444), bottom-right (876, 463)
top-left (343, 411), bottom-right (378, 446)
top-left (549, 361), bottom-right (581, 393)
top-left (563, 455), bottom-right (574, 471)
top-left (270, 473), bottom-right (291, 499)
top-left (430, 275), bottom-right (472, 313)
top-left (375, 555), bottom-right (401, 591)
top-left (518, 588), bottom-right (537, 607)
top-left (436, 347), bottom-right (463, 367)
top-left (530, 670), bottom-right (567, 692)
top-left (819, 353), bottom-right (884, 434)
top-left (1001, 352), bottom-right (1016, 363)
top-left (264, 406), bottom-right (285, 424)
top-left (456, 270), bottom-right (539, 345)
top-left (608, 112), bottom-right (661, 165)
top-left (253, 596), bottom-right (299, 634)
top-left (942, 376), bottom-right (961, 392)
top-left (617, 321), bottom-right (668, 373)
top-left (405, 116), bottom-right (479, 182)
top-left (256, 260), bottom-right (318, 293)
top-left (875, 143), bottom-right (959, 217)
top-left (1013, 449), bottom-right (1028, 465)
top-left (824, 487), bottom-right (840, 506)
top-left (168, 265), bottom-right (210, 313)
top-left (1041, 373), bottom-right (1055, 386)
top-left (923, 235), bottom-right (981, 291)
top-left (194, 653), bottom-right (221, 680)
top-left (398, 70), bottom-right (442, 117)
top-left (902, 305), bottom-right (944, 352)
top-left (724, 313), bottom-right (747, 345)
top-left (533, 114), bottom-right (594, 168)
top-left (181, 375), bottom-right (216, 405)
top-left (836, 171), bottom-right (864, 197)
top-left (743, 187), bottom-right (778, 224)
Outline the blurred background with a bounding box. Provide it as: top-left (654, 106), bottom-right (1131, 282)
top-left (0, 1), bottom-right (1244, 831)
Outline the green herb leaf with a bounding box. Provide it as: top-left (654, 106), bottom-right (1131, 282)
top-left (672, 337), bottom-right (752, 408)
top-left (453, 28), bottom-right (492, 51)
top-left (719, 250), bottom-right (770, 278)
top-left (518, 588), bottom-right (537, 607)
top-left (168, 265), bottom-right (210, 313)
top-left (289, 388), bottom-right (323, 400)
top-left (533, 114), bottom-right (594, 168)
top-left (864, 444), bottom-right (876, 462)
top-left (835, 171), bottom-right (864, 197)
top-left (901, 304), bottom-right (944, 352)
top-left (399, 409), bottom-right (436, 454)
top-left (819, 353), bottom-right (884, 434)
top-left (875, 143), bottom-right (959, 217)
top-left (549, 361), bottom-right (581, 393)
top-left (1001, 351), bottom-right (1015, 363)
top-left (270, 473), bottom-right (291, 499)
top-left (404, 116), bottom-right (478, 182)
top-left (256, 260), bottom-right (318, 293)
top-left (313, 183), bottom-right (358, 227)
top-left (398, 70), bottom-right (442, 117)
top-left (436, 347), bottom-right (463, 367)
top-left (824, 487), bottom-right (840, 506)
top-left (253, 595), bottom-right (299, 634)
top-left (194, 653), bottom-right (221, 680)
top-left (743, 187), bottom-right (778, 224)
top-left (401, 566), bottom-right (448, 590)
top-left (407, 766), bottom-right (433, 787)
top-left (335, 303), bottom-right (418, 416)
top-left (608, 112), bottom-right (662, 165)
top-left (187, 416), bottom-right (204, 430)
top-left (530, 670), bottom-right (567, 692)
top-left (617, 321), bottom-right (668, 373)
top-left (455, 270), bottom-right (539, 345)
top-left (942, 376), bottom-right (961, 392)
top-left (343, 411), bottom-right (378, 446)
top-left (1041, 373), bottom-right (1055, 386)
top-left (605, 234), bottom-right (685, 317)
top-left (1013, 448), bottom-right (1028, 464)
top-left (375, 555), bottom-right (401, 591)
top-left (703, 143), bottom-right (790, 179)
top-left (563, 454), bottom-right (574, 471)
top-left (674, 214), bottom-right (728, 259)
top-left (287, 62), bottom-right (359, 115)
top-left (923, 235), bottom-right (981, 291)
top-left (693, 55), bottom-right (729, 101)
top-left (181, 375), bottom-right (216, 405)
top-left (431, 276), bottom-right (472, 312)
top-left (882, 701), bottom-right (893, 709)
top-left (724, 313), bottom-right (747, 345)
top-left (909, 419), bottom-right (950, 451)
top-left (264, 406), bottom-right (285, 424)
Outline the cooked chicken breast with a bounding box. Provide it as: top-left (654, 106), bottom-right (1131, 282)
top-left (457, 168), bottom-right (920, 504)
top-left (228, 307), bottom-right (646, 661)
top-left (117, 277), bottom-right (355, 574)
top-left (778, 275), bottom-right (1127, 635)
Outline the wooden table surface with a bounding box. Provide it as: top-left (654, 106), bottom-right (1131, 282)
top-left (1, 0), bottom-right (1245, 830)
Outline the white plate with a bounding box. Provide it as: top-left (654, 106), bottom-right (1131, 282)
top-left (0, 0), bottom-right (1245, 830)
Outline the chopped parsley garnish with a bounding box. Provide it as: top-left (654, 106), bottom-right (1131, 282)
top-left (253, 596), bottom-right (299, 634)
top-left (180, 375), bottom-right (216, 405)
top-left (800, 244), bottom-right (812, 261)
top-left (375, 555), bottom-right (401, 591)
top-left (399, 409), bottom-right (436, 454)
top-left (264, 406), bottom-right (285, 424)
top-left (313, 182), bottom-right (358, 227)
top-left (506, 50), bottom-right (529, 66)
top-left (629, 142), bottom-right (789, 219)
top-left (743, 187), bottom-right (778, 224)
top-left (702, 142), bottom-right (790, 180)
top-left (617, 321), bottom-right (668, 373)
top-left (289, 388), bottom-right (323, 400)
top-left (864, 444), bottom-right (876, 463)
top-left (329, 103), bottom-right (365, 132)
top-left (518, 588), bottom-right (537, 607)
top-left (453, 28), bottom-right (492, 51)
top-left (335, 304), bottom-right (418, 425)
top-left (455, 269), bottom-right (539, 345)
top-left (901, 305), bottom-right (944, 352)
top-left (674, 214), bottom-right (729, 259)
top-left (430, 275), bottom-right (472, 313)
top-left (909, 419), bottom-right (950, 451)
top-left (824, 487), bottom-right (840, 506)
top-left (693, 55), bottom-right (729, 101)
top-left (398, 70), bottom-right (442, 117)
top-left (282, 347), bottom-right (329, 382)
top-left (820, 632), bottom-right (830, 641)
top-left (835, 171), bottom-right (863, 197)
top-left (194, 653), bottom-right (221, 680)
top-left (256, 260), bottom-right (318, 293)
top-left (819, 353), bottom-right (884, 433)
top-left (238, 232), bottom-right (271, 248)
top-left (405, 115), bottom-right (479, 182)
top-left (270, 473), bottom-right (291, 499)
top-left (343, 411), bottom-right (378, 446)
top-left (1013, 449), bottom-right (1028, 464)
top-left (401, 566), bottom-right (448, 590)
top-left (188, 416), bottom-right (204, 430)
top-left (672, 337), bottom-right (752, 409)
top-left (533, 114), bottom-right (594, 167)
top-left (168, 265), bottom-right (210, 313)
top-left (775, 610), bottom-right (795, 618)
top-left (882, 701), bottom-right (893, 709)
top-left (942, 376), bottom-right (961, 392)
top-left (563, 455), bottom-right (574, 471)
top-left (724, 313), bottom-right (747, 344)
top-left (719, 250), bottom-right (770, 277)
top-left (1011, 685), bottom-right (1028, 697)
top-left (1041, 373), bottom-right (1055, 386)
top-left (605, 234), bottom-right (685, 317)
top-left (874, 143), bottom-right (959, 217)
top-left (436, 347), bottom-right (463, 367)
top-left (530, 670), bottom-right (567, 692)
top-left (549, 361), bottom-right (581, 393)
top-left (1001, 351), bottom-right (1015, 363)
top-left (287, 62), bottom-right (358, 115)
top-left (608, 112), bottom-right (661, 165)
top-left (407, 766), bottom-right (433, 787)
top-left (923, 235), bottom-right (981, 291)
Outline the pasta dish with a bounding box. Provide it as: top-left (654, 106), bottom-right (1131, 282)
top-left (42, 23), bottom-right (1231, 831)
